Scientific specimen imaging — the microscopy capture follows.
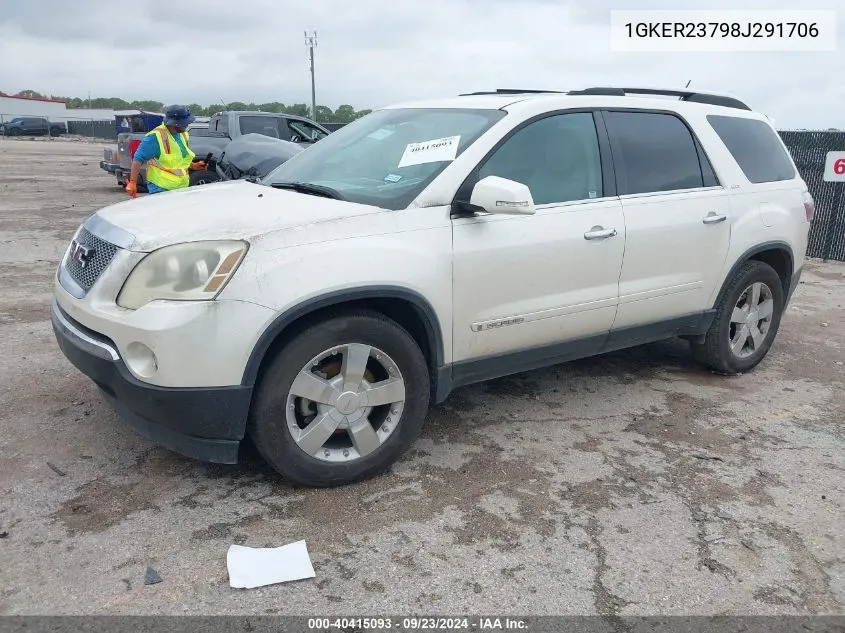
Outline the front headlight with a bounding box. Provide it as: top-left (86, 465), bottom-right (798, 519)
top-left (117, 240), bottom-right (248, 310)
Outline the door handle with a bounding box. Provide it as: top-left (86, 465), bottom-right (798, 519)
top-left (584, 226), bottom-right (617, 240)
top-left (702, 213), bottom-right (727, 224)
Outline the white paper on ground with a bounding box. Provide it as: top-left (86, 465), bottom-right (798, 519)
top-left (227, 540), bottom-right (316, 589)
top-left (397, 135), bottom-right (461, 168)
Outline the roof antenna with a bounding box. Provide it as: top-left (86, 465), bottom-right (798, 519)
top-left (685, 80), bottom-right (692, 88)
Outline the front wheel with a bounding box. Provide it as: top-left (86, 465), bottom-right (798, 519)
top-left (691, 260), bottom-right (785, 374)
top-left (248, 311), bottom-right (430, 487)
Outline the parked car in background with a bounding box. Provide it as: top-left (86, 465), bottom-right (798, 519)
top-left (1, 117), bottom-right (66, 136)
top-left (187, 117), bottom-right (210, 132)
top-left (100, 111), bottom-right (165, 188)
top-left (190, 133), bottom-right (304, 186)
top-left (101, 110), bottom-right (329, 191)
top-left (189, 111), bottom-right (331, 160)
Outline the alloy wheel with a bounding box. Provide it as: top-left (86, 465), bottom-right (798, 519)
top-left (285, 343), bottom-right (406, 463)
top-left (728, 281), bottom-right (775, 359)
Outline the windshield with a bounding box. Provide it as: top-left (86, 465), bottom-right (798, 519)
top-left (262, 107), bottom-right (506, 210)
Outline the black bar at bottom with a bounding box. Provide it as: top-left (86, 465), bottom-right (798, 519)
top-left (0, 616), bottom-right (844, 633)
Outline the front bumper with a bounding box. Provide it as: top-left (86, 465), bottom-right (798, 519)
top-left (51, 298), bottom-right (252, 463)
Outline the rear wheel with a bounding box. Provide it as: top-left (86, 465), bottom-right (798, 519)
top-left (248, 311), bottom-right (430, 487)
top-left (691, 260), bottom-right (784, 374)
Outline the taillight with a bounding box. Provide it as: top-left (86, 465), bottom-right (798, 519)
top-left (129, 139), bottom-right (141, 158)
top-left (802, 191), bottom-right (815, 223)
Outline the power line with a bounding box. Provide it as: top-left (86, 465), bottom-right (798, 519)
top-left (305, 31), bottom-right (317, 121)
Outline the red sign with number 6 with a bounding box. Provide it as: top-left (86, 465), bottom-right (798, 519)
top-left (823, 152), bottom-right (845, 182)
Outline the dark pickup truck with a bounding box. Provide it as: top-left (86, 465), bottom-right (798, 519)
top-left (189, 111), bottom-right (331, 159)
top-left (101, 110), bottom-right (330, 190)
top-left (1, 117), bottom-right (66, 136)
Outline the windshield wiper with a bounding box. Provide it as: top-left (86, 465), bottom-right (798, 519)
top-left (270, 181), bottom-right (345, 200)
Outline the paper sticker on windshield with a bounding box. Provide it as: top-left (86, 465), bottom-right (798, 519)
top-left (367, 128), bottom-right (394, 140)
top-left (397, 135), bottom-right (461, 168)
top-left (383, 173), bottom-right (403, 183)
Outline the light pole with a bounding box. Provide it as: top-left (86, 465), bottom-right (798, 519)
top-left (305, 31), bottom-right (317, 121)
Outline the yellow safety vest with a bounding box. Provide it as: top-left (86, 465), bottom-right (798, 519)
top-left (145, 124), bottom-right (195, 191)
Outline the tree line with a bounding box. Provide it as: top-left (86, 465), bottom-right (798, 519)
top-left (3, 90), bottom-right (373, 124)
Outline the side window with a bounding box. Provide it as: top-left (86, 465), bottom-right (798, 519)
top-left (239, 116), bottom-right (280, 138)
top-left (477, 112), bottom-right (603, 205)
top-left (289, 120), bottom-right (328, 142)
top-left (603, 111), bottom-right (705, 195)
top-left (707, 114), bottom-right (796, 183)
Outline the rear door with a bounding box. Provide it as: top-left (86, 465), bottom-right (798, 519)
top-left (601, 109), bottom-right (731, 331)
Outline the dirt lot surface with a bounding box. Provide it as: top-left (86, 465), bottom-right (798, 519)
top-left (0, 139), bottom-right (843, 617)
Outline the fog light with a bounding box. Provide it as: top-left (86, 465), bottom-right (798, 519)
top-left (125, 342), bottom-right (158, 378)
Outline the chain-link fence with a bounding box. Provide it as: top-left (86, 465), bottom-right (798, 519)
top-left (0, 113), bottom-right (116, 141)
top-left (780, 130), bottom-right (845, 262)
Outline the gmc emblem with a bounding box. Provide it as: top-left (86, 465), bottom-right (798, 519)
top-left (70, 239), bottom-right (94, 268)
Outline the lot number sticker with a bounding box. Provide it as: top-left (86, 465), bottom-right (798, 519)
top-left (823, 151), bottom-right (845, 182)
top-left (398, 135), bottom-right (461, 168)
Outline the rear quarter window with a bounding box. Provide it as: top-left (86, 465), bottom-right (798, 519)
top-left (707, 115), bottom-right (796, 183)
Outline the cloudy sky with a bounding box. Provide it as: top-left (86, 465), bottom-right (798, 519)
top-left (0, 0), bottom-right (842, 129)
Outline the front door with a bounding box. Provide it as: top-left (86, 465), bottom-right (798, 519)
top-left (451, 111), bottom-right (625, 366)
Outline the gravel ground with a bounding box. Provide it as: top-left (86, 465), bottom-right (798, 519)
top-left (0, 139), bottom-right (843, 617)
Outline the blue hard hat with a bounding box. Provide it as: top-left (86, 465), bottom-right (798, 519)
top-left (163, 104), bottom-right (195, 128)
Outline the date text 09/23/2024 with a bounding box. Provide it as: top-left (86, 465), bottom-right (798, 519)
top-left (307, 617), bottom-right (528, 630)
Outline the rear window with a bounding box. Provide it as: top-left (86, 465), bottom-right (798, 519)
top-left (707, 115), bottom-right (795, 183)
top-left (239, 116), bottom-right (282, 138)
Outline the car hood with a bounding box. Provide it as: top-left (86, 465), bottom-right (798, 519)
top-left (90, 180), bottom-right (382, 251)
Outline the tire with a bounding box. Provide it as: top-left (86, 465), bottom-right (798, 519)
top-left (8, 128), bottom-right (20, 136)
top-left (248, 310), bottom-right (430, 487)
top-left (189, 170), bottom-right (221, 187)
top-left (691, 260), bottom-right (785, 374)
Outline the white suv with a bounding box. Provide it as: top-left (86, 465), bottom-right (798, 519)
top-left (51, 86), bottom-right (813, 487)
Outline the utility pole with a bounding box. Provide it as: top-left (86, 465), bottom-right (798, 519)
top-left (305, 30), bottom-right (317, 120)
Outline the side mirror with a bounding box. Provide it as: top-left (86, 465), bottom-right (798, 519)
top-left (468, 176), bottom-right (535, 216)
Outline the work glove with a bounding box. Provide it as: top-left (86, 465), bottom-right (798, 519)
top-left (190, 160), bottom-right (207, 171)
top-left (125, 180), bottom-right (138, 198)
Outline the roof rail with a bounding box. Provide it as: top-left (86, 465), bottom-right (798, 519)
top-left (567, 87), bottom-right (751, 111)
top-left (459, 88), bottom-right (564, 96)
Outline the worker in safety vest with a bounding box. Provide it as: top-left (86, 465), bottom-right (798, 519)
top-left (125, 105), bottom-right (205, 197)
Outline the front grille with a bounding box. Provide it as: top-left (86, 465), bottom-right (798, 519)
top-left (63, 227), bottom-right (119, 293)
